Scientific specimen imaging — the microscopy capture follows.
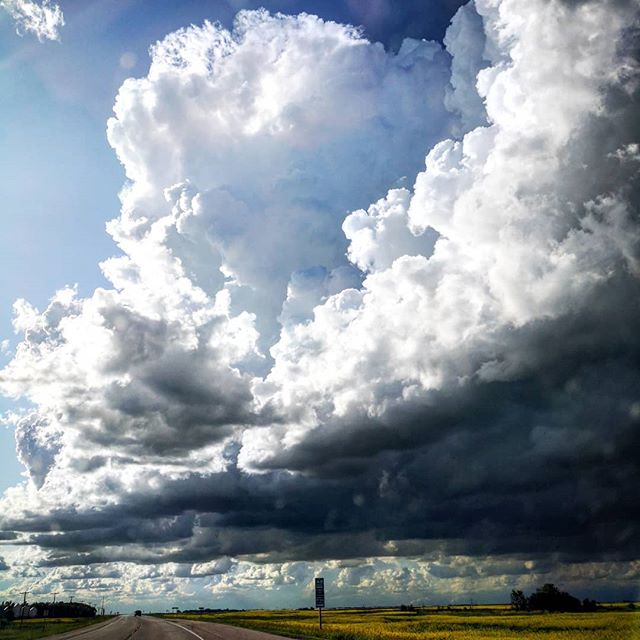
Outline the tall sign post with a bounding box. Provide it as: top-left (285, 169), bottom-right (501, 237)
top-left (315, 577), bottom-right (325, 630)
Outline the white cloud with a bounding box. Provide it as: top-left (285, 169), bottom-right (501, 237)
top-left (0, 0), bottom-right (64, 41)
top-left (0, 8), bottom-right (456, 509)
top-left (443, 0), bottom-right (488, 134)
top-left (1, 541), bottom-right (639, 609)
top-left (343, 189), bottom-right (437, 274)
top-left (106, 10), bottom-right (454, 349)
top-left (247, 0), bottom-right (640, 468)
top-left (0, 0), bottom-right (639, 604)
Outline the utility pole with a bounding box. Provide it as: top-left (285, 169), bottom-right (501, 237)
top-left (101, 596), bottom-right (105, 617)
top-left (20, 591), bottom-right (28, 626)
top-left (52, 592), bottom-right (58, 619)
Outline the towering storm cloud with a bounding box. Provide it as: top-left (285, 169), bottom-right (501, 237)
top-left (1, 0), bottom-right (639, 606)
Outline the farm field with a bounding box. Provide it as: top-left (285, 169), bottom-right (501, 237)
top-left (0, 616), bottom-right (110, 640)
top-left (166, 605), bottom-right (640, 640)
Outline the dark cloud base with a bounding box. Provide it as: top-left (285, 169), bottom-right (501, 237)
top-left (6, 323), bottom-right (640, 570)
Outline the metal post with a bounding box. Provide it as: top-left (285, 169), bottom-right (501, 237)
top-left (315, 577), bottom-right (325, 631)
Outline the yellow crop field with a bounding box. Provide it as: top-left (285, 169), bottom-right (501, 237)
top-left (168, 606), bottom-right (640, 640)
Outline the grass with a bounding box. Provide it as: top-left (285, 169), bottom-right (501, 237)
top-left (0, 616), bottom-right (111, 639)
top-left (163, 606), bottom-right (640, 639)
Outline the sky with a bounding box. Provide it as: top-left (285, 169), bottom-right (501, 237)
top-left (0, 0), bottom-right (639, 614)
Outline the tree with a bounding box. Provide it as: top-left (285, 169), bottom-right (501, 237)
top-left (0, 602), bottom-right (15, 629)
top-left (510, 585), bottom-right (597, 613)
top-left (510, 589), bottom-right (528, 612)
top-left (527, 584), bottom-right (581, 612)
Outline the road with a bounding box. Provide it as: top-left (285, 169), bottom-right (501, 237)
top-left (46, 615), bottom-right (292, 640)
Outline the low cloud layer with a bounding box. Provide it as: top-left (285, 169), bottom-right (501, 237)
top-left (0, 0), bottom-right (64, 41)
top-left (1, 0), bottom-right (639, 606)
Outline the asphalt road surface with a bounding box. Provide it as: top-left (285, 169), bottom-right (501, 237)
top-left (46, 615), bottom-right (292, 640)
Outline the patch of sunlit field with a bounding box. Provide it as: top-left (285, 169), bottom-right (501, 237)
top-left (0, 616), bottom-right (110, 640)
top-left (167, 606), bottom-right (640, 639)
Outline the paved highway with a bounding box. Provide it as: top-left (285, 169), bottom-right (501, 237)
top-left (46, 615), bottom-right (291, 640)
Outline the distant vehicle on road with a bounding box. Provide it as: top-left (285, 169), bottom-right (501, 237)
top-left (134, 610), bottom-right (142, 617)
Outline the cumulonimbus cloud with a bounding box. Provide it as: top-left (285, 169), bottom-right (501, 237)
top-left (0, 0), bottom-right (639, 603)
top-left (0, 0), bottom-right (64, 41)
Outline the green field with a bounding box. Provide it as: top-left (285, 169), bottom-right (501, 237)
top-left (165, 606), bottom-right (640, 639)
top-left (0, 616), bottom-right (110, 640)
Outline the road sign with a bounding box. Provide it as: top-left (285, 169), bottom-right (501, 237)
top-left (315, 577), bottom-right (325, 609)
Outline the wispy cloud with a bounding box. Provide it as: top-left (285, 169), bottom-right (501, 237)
top-left (0, 0), bottom-right (64, 41)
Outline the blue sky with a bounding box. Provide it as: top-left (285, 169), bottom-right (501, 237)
top-left (1, 7), bottom-right (119, 491)
top-left (0, 0), bottom-right (638, 612)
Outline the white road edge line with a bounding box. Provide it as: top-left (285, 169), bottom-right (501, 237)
top-left (164, 619), bottom-right (207, 640)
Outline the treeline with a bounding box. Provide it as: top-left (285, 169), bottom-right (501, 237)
top-left (1, 600), bottom-right (97, 621)
top-left (511, 584), bottom-right (598, 612)
top-left (180, 607), bottom-right (241, 614)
